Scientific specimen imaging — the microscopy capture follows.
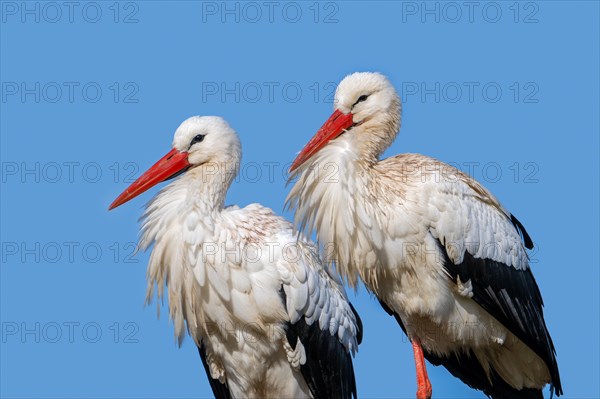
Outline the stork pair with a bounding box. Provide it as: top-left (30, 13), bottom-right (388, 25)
top-left (110, 72), bottom-right (562, 399)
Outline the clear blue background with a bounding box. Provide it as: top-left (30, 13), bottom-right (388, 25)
top-left (1, 1), bottom-right (598, 398)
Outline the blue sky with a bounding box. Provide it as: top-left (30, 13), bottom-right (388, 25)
top-left (1, 1), bottom-right (598, 398)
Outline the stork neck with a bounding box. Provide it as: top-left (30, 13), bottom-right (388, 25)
top-left (331, 132), bottom-right (379, 173)
top-left (183, 161), bottom-right (239, 215)
top-left (352, 118), bottom-right (400, 164)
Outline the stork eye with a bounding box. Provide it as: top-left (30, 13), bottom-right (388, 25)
top-left (189, 134), bottom-right (205, 148)
top-left (354, 94), bottom-right (369, 106)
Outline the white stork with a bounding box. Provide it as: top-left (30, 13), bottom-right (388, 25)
top-left (286, 72), bottom-right (562, 399)
top-left (109, 116), bottom-right (362, 399)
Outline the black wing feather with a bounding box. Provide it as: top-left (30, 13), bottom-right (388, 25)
top-left (350, 303), bottom-right (363, 345)
top-left (437, 238), bottom-right (562, 396)
top-left (425, 348), bottom-right (545, 399)
top-left (197, 343), bottom-right (232, 399)
top-left (282, 288), bottom-right (360, 399)
top-left (510, 213), bottom-right (534, 249)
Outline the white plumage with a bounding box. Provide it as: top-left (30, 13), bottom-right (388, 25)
top-left (287, 72), bottom-right (561, 399)
top-left (111, 116), bottom-right (361, 399)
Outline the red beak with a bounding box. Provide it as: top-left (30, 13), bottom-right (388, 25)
top-left (109, 148), bottom-right (190, 210)
top-left (289, 109), bottom-right (354, 172)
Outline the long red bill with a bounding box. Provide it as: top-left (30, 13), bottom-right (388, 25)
top-left (289, 109), bottom-right (354, 172)
top-left (108, 148), bottom-right (190, 210)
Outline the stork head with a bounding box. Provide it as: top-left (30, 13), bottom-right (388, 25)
top-left (290, 72), bottom-right (401, 172)
top-left (172, 116), bottom-right (241, 166)
top-left (109, 116), bottom-right (241, 210)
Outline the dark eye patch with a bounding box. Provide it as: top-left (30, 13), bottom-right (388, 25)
top-left (189, 134), bottom-right (205, 149)
top-left (353, 94), bottom-right (369, 107)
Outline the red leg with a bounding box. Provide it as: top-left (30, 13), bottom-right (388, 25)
top-left (412, 339), bottom-right (432, 399)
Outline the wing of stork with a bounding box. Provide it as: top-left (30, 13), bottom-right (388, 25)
top-left (215, 204), bottom-right (362, 399)
top-left (276, 235), bottom-right (363, 399)
top-left (382, 154), bottom-right (562, 397)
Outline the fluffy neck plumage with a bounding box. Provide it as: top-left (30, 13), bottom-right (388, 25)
top-left (287, 132), bottom-right (372, 287)
top-left (139, 160), bottom-right (239, 341)
top-left (141, 160), bottom-right (239, 233)
top-left (287, 109), bottom-right (400, 288)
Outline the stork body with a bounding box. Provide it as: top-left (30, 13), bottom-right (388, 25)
top-left (287, 73), bottom-right (562, 399)
top-left (110, 116), bottom-right (361, 399)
